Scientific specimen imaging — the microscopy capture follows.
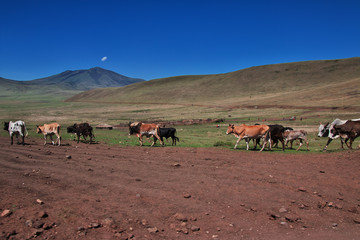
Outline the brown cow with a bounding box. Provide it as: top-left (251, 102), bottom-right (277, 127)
top-left (226, 124), bottom-right (269, 151)
top-left (36, 123), bottom-right (61, 146)
top-left (331, 120), bottom-right (360, 149)
top-left (129, 122), bottom-right (163, 146)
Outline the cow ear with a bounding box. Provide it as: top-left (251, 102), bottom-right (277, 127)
top-left (228, 123), bottom-right (231, 126)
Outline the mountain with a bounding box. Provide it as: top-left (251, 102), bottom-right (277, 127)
top-left (66, 57), bottom-right (360, 108)
top-left (29, 67), bottom-right (144, 90)
top-left (0, 67), bottom-right (145, 97)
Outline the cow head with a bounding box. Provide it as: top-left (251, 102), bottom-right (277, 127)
top-left (128, 122), bottom-right (142, 135)
top-left (3, 122), bottom-right (9, 132)
top-left (67, 124), bottom-right (77, 133)
top-left (36, 125), bottom-right (43, 134)
top-left (318, 122), bottom-right (329, 137)
top-left (226, 124), bottom-right (235, 135)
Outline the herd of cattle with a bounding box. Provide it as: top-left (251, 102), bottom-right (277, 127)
top-left (3, 118), bottom-right (360, 152)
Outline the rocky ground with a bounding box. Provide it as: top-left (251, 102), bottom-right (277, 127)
top-left (0, 136), bottom-right (359, 239)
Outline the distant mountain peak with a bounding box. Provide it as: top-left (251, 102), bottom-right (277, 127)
top-left (3, 68), bottom-right (145, 91)
top-left (89, 66), bottom-right (104, 71)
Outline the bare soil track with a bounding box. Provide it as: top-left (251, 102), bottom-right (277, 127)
top-left (0, 136), bottom-right (359, 240)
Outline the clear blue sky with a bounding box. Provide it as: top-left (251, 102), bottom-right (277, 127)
top-left (1, 0), bottom-right (360, 81)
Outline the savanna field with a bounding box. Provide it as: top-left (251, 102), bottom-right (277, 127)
top-left (1, 58), bottom-right (360, 239)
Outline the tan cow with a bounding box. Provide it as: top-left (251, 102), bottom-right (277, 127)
top-left (36, 123), bottom-right (61, 146)
top-left (226, 124), bottom-right (269, 151)
top-left (129, 122), bottom-right (163, 146)
top-left (283, 129), bottom-right (309, 151)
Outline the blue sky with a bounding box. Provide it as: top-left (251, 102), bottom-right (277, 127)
top-left (1, 0), bottom-right (360, 81)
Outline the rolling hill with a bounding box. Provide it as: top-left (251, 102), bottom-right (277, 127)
top-left (67, 57), bottom-right (360, 108)
top-left (0, 67), bottom-right (144, 98)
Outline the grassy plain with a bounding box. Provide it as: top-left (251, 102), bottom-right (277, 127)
top-left (1, 93), bottom-right (359, 152)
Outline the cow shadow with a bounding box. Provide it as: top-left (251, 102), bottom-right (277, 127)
top-left (69, 140), bottom-right (99, 145)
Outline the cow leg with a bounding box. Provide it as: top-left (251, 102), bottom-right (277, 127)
top-left (152, 133), bottom-right (163, 147)
top-left (234, 137), bottom-right (242, 150)
top-left (260, 139), bottom-right (269, 152)
top-left (347, 138), bottom-right (353, 149)
top-left (139, 136), bottom-right (143, 146)
top-left (77, 133), bottom-right (81, 143)
top-left (286, 139), bottom-right (292, 149)
top-left (10, 133), bottom-right (13, 145)
top-left (268, 138), bottom-right (273, 151)
top-left (57, 134), bottom-right (61, 146)
top-left (280, 139), bottom-right (285, 151)
top-left (151, 136), bottom-right (160, 147)
top-left (305, 138), bottom-right (310, 151)
top-left (273, 139), bottom-right (278, 148)
top-left (245, 139), bottom-right (250, 150)
top-left (43, 135), bottom-right (47, 145)
top-left (253, 139), bottom-right (259, 150)
top-left (322, 138), bottom-right (332, 151)
top-left (296, 139), bottom-right (303, 151)
top-left (49, 134), bottom-right (55, 145)
top-left (340, 138), bottom-right (345, 149)
top-left (21, 134), bottom-right (25, 145)
top-left (284, 139), bottom-right (289, 148)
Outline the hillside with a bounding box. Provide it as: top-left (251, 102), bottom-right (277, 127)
top-left (0, 67), bottom-right (144, 97)
top-left (67, 57), bottom-right (360, 108)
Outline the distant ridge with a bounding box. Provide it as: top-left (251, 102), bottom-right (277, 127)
top-left (0, 67), bottom-right (144, 94)
top-left (66, 57), bottom-right (360, 108)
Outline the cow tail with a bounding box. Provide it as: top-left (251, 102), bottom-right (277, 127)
top-left (174, 129), bottom-right (180, 142)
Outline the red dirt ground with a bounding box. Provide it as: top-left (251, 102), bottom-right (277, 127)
top-left (0, 136), bottom-right (359, 240)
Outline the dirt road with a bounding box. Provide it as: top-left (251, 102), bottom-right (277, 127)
top-left (0, 136), bottom-right (359, 239)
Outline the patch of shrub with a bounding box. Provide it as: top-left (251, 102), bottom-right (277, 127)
top-left (213, 141), bottom-right (233, 147)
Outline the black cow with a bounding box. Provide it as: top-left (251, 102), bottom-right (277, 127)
top-left (273, 127), bottom-right (293, 148)
top-left (263, 124), bottom-right (286, 151)
top-left (153, 128), bottom-right (179, 146)
top-left (67, 123), bottom-right (94, 143)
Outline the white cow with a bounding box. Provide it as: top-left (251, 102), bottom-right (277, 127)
top-left (4, 120), bottom-right (28, 145)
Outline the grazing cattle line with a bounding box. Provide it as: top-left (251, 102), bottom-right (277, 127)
top-left (2, 118), bottom-right (359, 152)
